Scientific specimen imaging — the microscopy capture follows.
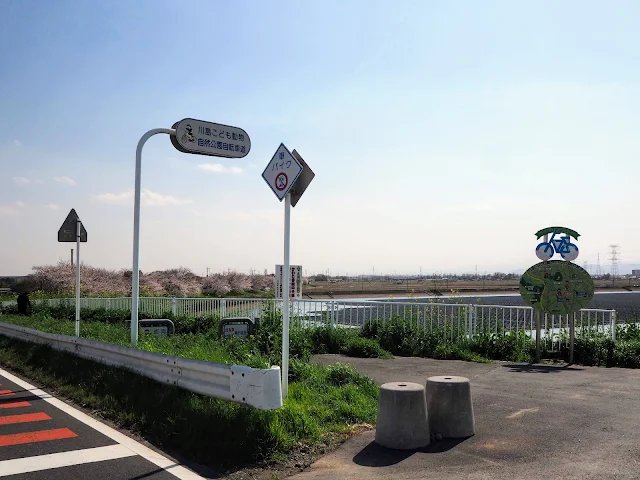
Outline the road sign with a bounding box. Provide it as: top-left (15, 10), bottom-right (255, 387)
top-left (58, 209), bottom-right (87, 242)
top-left (290, 150), bottom-right (315, 207)
top-left (262, 143), bottom-right (303, 201)
top-left (275, 265), bottom-right (302, 299)
top-left (170, 118), bottom-right (250, 159)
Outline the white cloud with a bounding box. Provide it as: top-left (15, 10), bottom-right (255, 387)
top-left (94, 189), bottom-right (191, 207)
top-left (15, 201), bottom-right (26, 207)
top-left (13, 140), bottom-right (22, 147)
top-left (0, 205), bottom-right (20, 216)
top-left (54, 176), bottom-right (76, 186)
top-left (12, 177), bottom-right (30, 186)
top-left (94, 190), bottom-right (133, 204)
top-left (197, 163), bottom-right (243, 174)
top-left (44, 204), bottom-right (60, 210)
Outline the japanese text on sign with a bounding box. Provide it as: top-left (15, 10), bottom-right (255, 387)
top-left (275, 265), bottom-right (302, 299)
top-left (172, 118), bottom-right (251, 159)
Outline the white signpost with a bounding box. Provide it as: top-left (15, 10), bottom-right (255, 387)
top-left (58, 209), bottom-right (87, 337)
top-left (262, 144), bottom-right (314, 398)
top-left (275, 265), bottom-right (303, 299)
top-left (131, 119), bottom-right (250, 347)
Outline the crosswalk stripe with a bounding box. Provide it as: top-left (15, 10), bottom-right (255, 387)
top-left (0, 444), bottom-right (137, 477)
top-left (0, 402), bottom-right (31, 409)
top-left (0, 412), bottom-right (51, 425)
top-left (0, 427), bottom-right (77, 446)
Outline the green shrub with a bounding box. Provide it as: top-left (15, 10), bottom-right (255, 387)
top-left (612, 340), bottom-right (640, 368)
top-left (572, 337), bottom-right (616, 367)
top-left (470, 330), bottom-right (534, 362)
top-left (342, 337), bottom-right (390, 358)
top-left (309, 326), bottom-right (357, 354)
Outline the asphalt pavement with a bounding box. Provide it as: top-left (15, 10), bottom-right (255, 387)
top-left (0, 368), bottom-right (204, 479)
top-left (292, 354), bottom-right (640, 480)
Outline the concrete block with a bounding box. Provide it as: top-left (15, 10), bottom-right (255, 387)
top-left (426, 376), bottom-right (475, 438)
top-left (375, 382), bottom-right (430, 450)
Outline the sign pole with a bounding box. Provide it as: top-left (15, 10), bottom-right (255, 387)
top-left (131, 128), bottom-right (175, 347)
top-left (75, 219), bottom-right (81, 337)
top-left (535, 310), bottom-right (541, 363)
top-left (569, 314), bottom-right (575, 364)
top-left (282, 192), bottom-right (291, 399)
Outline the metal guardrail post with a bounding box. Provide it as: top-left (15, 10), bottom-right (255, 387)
top-left (467, 304), bottom-right (473, 338)
top-left (171, 297), bottom-right (177, 316)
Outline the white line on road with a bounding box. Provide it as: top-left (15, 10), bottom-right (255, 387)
top-left (0, 367), bottom-right (205, 479)
top-left (0, 444), bottom-right (136, 477)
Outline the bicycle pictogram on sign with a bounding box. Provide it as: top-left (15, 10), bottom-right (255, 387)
top-left (534, 226), bottom-right (580, 262)
top-left (275, 172), bottom-right (288, 191)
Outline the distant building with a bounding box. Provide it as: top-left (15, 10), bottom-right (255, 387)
top-left (632, 269), bottom-right (640, 277)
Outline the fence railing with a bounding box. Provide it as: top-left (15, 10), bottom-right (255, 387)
top-left (1, 297), bottom-right (618, 346)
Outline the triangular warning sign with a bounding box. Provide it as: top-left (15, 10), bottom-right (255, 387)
top-left (58, 209), bottom-right (87, 242)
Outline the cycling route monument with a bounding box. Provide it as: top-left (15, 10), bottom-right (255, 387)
top-left (520, 226), bottom-right (594, 316)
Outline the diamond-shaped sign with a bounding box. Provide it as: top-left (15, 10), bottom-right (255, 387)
top-left (289, 150), bottom-right (315, 207)
top-left (262, 143), bottom-right (303, 201)
top-left (58, 209), bottom-right (87, 242)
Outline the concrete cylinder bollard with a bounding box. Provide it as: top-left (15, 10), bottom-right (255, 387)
top-left (375, 382), bottom-right (430, 450)
top-left (426, 376), bottom-right (475, 438)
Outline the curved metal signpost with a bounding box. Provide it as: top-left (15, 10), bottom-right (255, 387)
top-left (131, 119), bottom-right (250, 347)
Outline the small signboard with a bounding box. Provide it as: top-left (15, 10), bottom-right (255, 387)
top-left (58, 209), bottom-right (87, 242)
top-left (275, 265), bottom-right (302, 299)
top-left (141, 325), bottom-right (168, 336)
top-left (262, 144), bottom-right (303, 201)
top-left (218, 317), bottom-right (255, 339)
top-left (171, 118), bottom-right (251, 159)
top-left (520, 260), bottom-right (594, 315)
top-left (289, 150), bottom-right (315, 207)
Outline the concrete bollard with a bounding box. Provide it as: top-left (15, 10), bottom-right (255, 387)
top-left (426, 376), bottom-right (475, 438)
top-left (375, 382), bottom-right (430, 450)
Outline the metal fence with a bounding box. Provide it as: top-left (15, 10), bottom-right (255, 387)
top-left (1, 297), bottom-right (617, 347)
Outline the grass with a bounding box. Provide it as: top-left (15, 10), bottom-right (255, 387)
top-left (0, 312), bottom-right (378, 472)
top-left (1, 306), bottom-right (638, 471)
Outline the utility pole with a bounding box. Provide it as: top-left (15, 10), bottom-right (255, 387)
top-left (206, 267), bottom-right (210, 277)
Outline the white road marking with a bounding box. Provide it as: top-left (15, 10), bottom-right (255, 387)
top-left (0, 367), bottom-right (204, 479)
top-left (506, 407), bottom-right (539, 419)
top-left (0, 444), bottom-right (136, 477)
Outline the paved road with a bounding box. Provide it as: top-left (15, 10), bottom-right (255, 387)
top-left (292, 355), bottom-right (640, 480)
top-left (0, 368), bottom-right (204, 479)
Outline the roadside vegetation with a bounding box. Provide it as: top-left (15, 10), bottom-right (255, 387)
top-left (0, 303), bottom-right (639, 471)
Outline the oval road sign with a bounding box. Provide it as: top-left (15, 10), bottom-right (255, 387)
top-left (171, 118), bottom-right (250, 159)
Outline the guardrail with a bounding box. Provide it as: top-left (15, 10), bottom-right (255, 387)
top-left (0, 322), bottom-right (282, 410)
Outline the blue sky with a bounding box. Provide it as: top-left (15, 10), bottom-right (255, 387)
top-left (1, 0), bottom-right (639, 276)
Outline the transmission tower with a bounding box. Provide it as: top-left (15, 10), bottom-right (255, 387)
top-left (596, 254), bottom-right (602, 278)
top-left (609, 245), bottom-right (620, 281)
